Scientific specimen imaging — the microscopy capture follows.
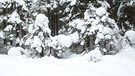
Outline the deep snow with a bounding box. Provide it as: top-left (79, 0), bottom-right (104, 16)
top-left (0, 47), bottom-right (135, 76)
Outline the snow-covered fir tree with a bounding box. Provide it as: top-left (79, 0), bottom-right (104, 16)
top-left (68, 1), bottom-right (123, 56)
top-left (0, 0), bottom-right (28, 49)
top-left (23, 13), bottom-right (51, 57)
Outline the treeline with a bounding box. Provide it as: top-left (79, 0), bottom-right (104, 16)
top-left (0, 0), bottom-right (135, 59)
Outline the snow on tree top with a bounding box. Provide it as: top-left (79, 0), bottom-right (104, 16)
top-left (96, 7), bottom-right (106, 16)
top-left (4, 25), bottom-right (13, 31)
top-left (59, 0), bottom-right (76, 6)
top-left (35, 14), bottom-right (49, 28)
top-left (0, 0), bottom-right (25, 6)
top-left (14, 0), bottom-right (25, 6)
top-left (0, 0), bottom-right (10, 3)
top-left (7, 10), bottom-right (22, 24)
top-left (68, 0), bottom-right (76, 6)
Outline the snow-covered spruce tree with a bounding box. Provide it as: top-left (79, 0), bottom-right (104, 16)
top-left (68, 1), bottom-right (123, 56)
top-left (0, 0), bottom-right (28, 48)
top-left (85, 1), bottom-right (124, 55)
top-left (24, 14), bottom-right (51, 58)
top-left (7, 10), bottom-right (22, 46)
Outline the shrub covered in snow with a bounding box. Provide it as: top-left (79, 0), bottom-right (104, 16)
top-left (23, 13), bottom-right (51, 58)
top-left (49, 32), bottom-right (79, 58)
top-left (124, 30), bottom-right (135, 47)
top-left (68, 3), bottom-right (122, 55)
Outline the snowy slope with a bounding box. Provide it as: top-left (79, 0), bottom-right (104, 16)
top-left (0, 47), bottom-right (135, 76)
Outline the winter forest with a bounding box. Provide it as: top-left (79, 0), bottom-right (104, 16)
top-left (0, 0), bottom-right (135, 76)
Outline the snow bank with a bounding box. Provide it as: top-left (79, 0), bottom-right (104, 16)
top-left (8, 47), bottom-right (25, 56)
top-left (1, 46), bottom-right (135, 76)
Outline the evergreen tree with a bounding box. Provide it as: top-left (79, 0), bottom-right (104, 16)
top-left (0, 0), bottom-right (28, 48)
top-left (68, 0), bottom-right (123, 55)
top-left (24, 13), bottom-right (51, 57)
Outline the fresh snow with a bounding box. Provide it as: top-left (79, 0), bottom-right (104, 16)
top-left (59, 0), bottom-right (76, 6)
top-left (96, 7), bottom-right (106, 16)
top-left (0, 47), bottom-right (135, 76)
top-left (50, 35), bottom-right (72, 49)
top-left (31, 36), bottom-right (42, 48)
top-left (7, 10), bottom-right (22, 24)
top-left (124, 30), bottom-right (135, 45)
top-left (0, 30), bottom-right (4, 39)
top-left (86, 47), bottom-right (102, 62)
top-left (3, 25), bottom-right (13, 31)
top-left (35, 14), bottom-right (49, 28)
top-left (8, 47), bottom-right (24, 56)
top-left (68, 31), bottom-right (79, 43)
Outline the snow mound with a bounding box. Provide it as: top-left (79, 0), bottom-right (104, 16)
top-left (8, 47), bottom-right (24, 56)
top-left (124, 30), bottom-right (135, 46)
top-left (96, 7), bottom-right (106, 16)
top-left (86, 47), bottom-right (102, 62)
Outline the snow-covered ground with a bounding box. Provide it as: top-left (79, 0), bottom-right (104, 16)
top-left (0, 47), bottom-right (135, 76)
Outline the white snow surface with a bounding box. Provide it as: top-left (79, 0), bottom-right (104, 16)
top-left (0, 47), bottom-right (135, 76)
